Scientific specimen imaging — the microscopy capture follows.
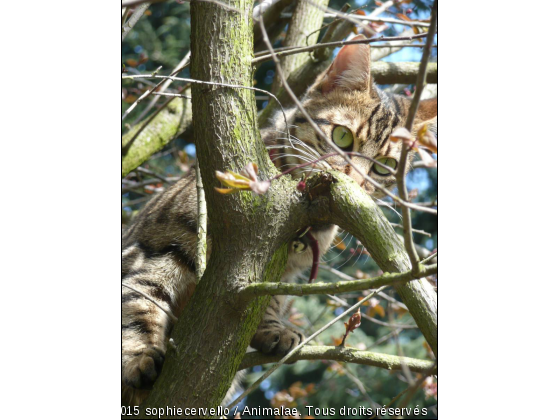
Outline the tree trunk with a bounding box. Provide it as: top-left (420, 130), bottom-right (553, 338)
top-left (136, 1), bottom-right (300, 415)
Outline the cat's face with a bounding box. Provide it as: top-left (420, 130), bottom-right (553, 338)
top-left (276, 35), bottom-right (437, 199)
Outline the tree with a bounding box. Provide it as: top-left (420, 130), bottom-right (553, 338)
top-left (122, 0), bottom-right (437, 418)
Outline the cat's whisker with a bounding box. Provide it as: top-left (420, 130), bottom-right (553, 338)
top-left (270, 147), bottom-right (317, 163)
top-left (271, 137), bottom-right (322, 162)
top-left (350, 244), bottom-right (367, 267)
top-left (270, 133), bottom-right (322, 159)
top-left (273, 154), bottom-right (314, 165)
top-left (334, 245), bottom-right (357, 270)
top-left (323, 231), bottom-right (351, 263)
top-left (288, 135), bottom-right (322, 159)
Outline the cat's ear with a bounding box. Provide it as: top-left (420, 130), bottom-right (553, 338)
top-left (319, 35), bottom-right (371, 94)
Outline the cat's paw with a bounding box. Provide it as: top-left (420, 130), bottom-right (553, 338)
top-left (123, 346), bottom-right (165, 390)
top-left (251, 326), bottom-right (305, 356)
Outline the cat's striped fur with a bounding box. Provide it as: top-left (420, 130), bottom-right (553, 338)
top-left (121, 35), bottom-right (437, 406)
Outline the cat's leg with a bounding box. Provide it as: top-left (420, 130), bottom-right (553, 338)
top-left (121, 245), bottom-right (194, 405)
top-left (250, 295), bottom-right (304, 356)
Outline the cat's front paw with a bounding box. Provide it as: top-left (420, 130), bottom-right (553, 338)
top-left (123, 346), bottom-right (165, 390)
top-left (251, 326), bottom-right (305, 356)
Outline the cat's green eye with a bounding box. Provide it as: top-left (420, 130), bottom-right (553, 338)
top-left (372, 157), bottom-right (398, 176)
top-left (332, 126), bottom-right (354, 149)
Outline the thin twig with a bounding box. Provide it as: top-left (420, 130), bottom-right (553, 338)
top-left (122, 177), bottom-right (180, 193)
top-left (227, 288), bottom-right (385, 410)
top-left (122, 74), bottom-right (290, 147)
top-left (388, 297), bottom-right (415, 385)
top-left (322, 13), bottom-right (431, 28)
top-left (130, 51), bottom-right (191, 125)
top-left (420, 251), bottom-right (437, 265)
top-left (252, 32), bottom-right (428, 64)
top-left (122, 196), bottom-right (152, 207)
top-left (122, 66), bottom-right (163, 120)
top-left (151, 92), bottom-right (192, 99)
top-left (395, 0), bottom-right (437, 271)
top-left (326, 294), bottom-right (417, 329)
top-left (300, 0), bottom-right (394, 37)
top-left (342, 364), bottom-right (381, 410)
top-left (135, 166), bottom-right (173, 184)
top-left (391, 223), bottom-right (431, 237)
top-left (397, 362), bottom-right (438, 411)
top-left (239, 264), bottom-right (437, 297)
top-left (319, 265), bottom-right (408, 311)
top-left (254, 42), bottom-right (434, 58)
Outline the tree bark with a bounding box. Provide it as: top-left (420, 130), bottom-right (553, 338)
top-left (270, 0), bottom-right (329, 94)
top-left (136, 1), bottom-right (308, 416)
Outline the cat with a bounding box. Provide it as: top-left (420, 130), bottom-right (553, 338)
top-left (121, 35), bottom-right (437, 406)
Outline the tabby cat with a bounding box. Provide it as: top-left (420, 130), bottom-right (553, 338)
top-left (121, 35), bottom-right (437, 406)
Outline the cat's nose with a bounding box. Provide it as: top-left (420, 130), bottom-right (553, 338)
top-left (344, 165), bottom-right (366, 187)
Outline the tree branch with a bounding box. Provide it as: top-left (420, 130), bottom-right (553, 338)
top-left (252, 33), bottom-right (428, 64)
top-left (316, 171), bottom-right (438, 356)
top-left (121, 94), bottom-right (192, 178)
top-left (270, 0), bottom-right (329, 94)
top-left (371, 62), bottom-right (437, 85)
top-left (239, 345), bottom-right (435, 373)
top-left (122, 2), bottom-right (150, 42)
top-left (240, 264), bottom-right (436, 298)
